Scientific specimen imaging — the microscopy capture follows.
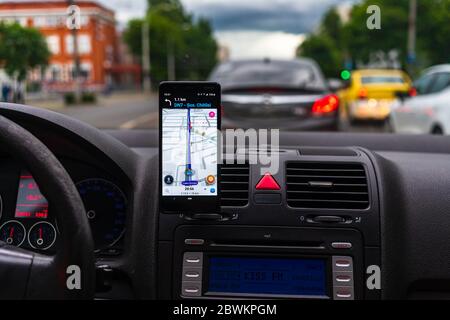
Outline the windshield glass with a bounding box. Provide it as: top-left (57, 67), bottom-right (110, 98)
top-left (0, 0), bottom-right (448, 134)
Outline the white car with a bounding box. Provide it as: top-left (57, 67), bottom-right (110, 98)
top-left (391, 64), bottom-right (450, 134)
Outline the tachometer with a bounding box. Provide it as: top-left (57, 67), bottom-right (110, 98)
top-left (76, 179), bottom-right (127, 251)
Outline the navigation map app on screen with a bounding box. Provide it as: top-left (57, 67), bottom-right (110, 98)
top-left (162, 104), bottom-right (218, 197)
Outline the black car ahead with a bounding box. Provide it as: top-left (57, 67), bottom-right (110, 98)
top-left (209, 58), bottom-right (339, 131)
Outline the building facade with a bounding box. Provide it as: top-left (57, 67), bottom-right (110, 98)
top-left (0, 0), bottom-right (139, 91)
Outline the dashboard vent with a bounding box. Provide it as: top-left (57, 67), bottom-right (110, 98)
top-left (286, 162), bottom-right (369, 210)
top-left (220, 163), bottom-right (250, 207)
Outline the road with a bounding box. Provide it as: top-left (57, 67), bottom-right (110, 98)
top-left (50, 92), bottom-right (388, 133)
top-left (54, 93), bottom-right (159, 129)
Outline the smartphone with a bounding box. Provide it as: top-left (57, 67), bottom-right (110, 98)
top-left (159, 82), bottom-right (221, 213)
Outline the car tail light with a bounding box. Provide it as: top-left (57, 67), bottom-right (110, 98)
top-left (312, 94), bottom-right (339, 115)
top-left (358, 88), bottom-right (368, 99)
top-left (409, 87), bottom-right (417, 97)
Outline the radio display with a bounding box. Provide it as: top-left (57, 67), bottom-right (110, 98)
top-left (207, 256), bottom-right (327, 298)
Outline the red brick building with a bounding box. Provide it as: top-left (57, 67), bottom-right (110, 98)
top-left (0, 0), bottom-right (140, 90)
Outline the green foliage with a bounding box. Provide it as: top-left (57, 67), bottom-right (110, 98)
top-left (123, 0), bottom-right (217, 85)
top-left (64, 92), bottom-right (76, 105)
top-left (0, 22), bottom-right (50, 81)
top-left (81, 92), bottom-right (96, 103)
top-left (342, 0), bottom-right (409, 65)
top-left (417, 0), bottom-right (450, 65)
top-left (298, 0), bottom-right (450, 77)
top-left (297, 7), bottom-right (343, 78)
top-left (64, 92), bottom-right (97, 105)
top-left (321, 7), bottom-right (343, 47)
top-left (298, 34), bottom-right (343, 78)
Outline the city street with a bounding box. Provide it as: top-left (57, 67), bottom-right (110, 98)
top-left (52, 93), bottom-right (159, 129)
top-left (31, 91), bottom-right (390, 133)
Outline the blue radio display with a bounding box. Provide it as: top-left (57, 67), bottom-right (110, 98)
top-left (207, 256), bottom-right (327, 297)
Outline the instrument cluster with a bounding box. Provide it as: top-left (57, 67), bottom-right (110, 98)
top-left (0, 158), bottom-right (129, 256)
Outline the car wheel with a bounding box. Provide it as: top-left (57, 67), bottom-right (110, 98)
top-left (431, 125), bottom-right (444, 135)
top-left (384, 117), bottom-right (393, 133)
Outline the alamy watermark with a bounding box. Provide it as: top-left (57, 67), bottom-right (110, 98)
top-left (66, 265), bottom-right (81, 290)
top-left (367, 5), bottom-right (381, 30)
top-left (66, 5), bottom-right (81, 30)
top-left (164, 128), bottom-right (280, 176)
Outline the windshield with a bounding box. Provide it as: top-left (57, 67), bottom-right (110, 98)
top-left (0, 0), bottom-right (448, 135)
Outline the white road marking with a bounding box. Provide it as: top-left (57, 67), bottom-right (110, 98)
top-left (119, 112), bottom-right (158, 129)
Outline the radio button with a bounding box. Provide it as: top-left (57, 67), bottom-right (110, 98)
top-left (183, 252), bottom-right (203, 266)
top-left (181, 281), bottom-right (201, 297)
top-left (334, 287), bottom-right (354, 300)
top-left (182, 268), bottom-right (203, 281)
top-left (332, 256), bottom-right (353, 272)
top-left (333, 273), bottom-right (354, 287)
top-left (331, 242), bottom-right (352, 249)
top-left (184, 239), bottom-right (205, 246)
top-left (336, 260), bottom-right (351, 267)
top-left (336, 275), bottom-right (351, 282)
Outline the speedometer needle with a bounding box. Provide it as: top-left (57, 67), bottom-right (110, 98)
top-left (9, 227), bottom-right (14, 238)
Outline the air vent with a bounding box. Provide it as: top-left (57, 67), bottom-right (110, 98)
top-left (286, 162), bottom-right (369, 210)
top-left (220, 163), bottom-right (250, 207)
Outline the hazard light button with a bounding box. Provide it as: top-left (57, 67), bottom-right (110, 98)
top-left (255, 173), bottom-right (281, 190)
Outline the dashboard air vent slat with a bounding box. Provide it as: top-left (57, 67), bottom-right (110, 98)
top-left (220, 164), bottom-right (250, 207)
top-left (286, 162), bottom-right (369, 210)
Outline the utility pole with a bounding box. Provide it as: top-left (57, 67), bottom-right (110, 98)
top-left (167, 40), bottom-right (176, 81)
top-left (67, 0), bottom-right (82, 101)
top-left (407, 0), bottom-right (417, 75)
top-left (142, 16), bottom-right (151, 92)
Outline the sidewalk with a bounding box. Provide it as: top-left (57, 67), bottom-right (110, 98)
top-left (27, 91), bottom-right (156, 110)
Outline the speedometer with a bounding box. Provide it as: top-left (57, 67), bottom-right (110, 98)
top-left (76, 179), bottom-right (127, 251)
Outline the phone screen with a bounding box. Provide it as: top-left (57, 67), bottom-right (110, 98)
top-left (159, 82), bottom-right (221, 213)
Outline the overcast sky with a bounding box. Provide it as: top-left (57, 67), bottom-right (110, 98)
top-left (99, 0), bottom-right (354, 59)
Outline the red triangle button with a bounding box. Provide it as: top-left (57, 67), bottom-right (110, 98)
top-left (256, 173), bottom-right (281, 190)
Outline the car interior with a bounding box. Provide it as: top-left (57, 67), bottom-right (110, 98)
top-left (2, 0), bottom-right (450, 306)
top-left (2, 102), bottom-right (450, 300)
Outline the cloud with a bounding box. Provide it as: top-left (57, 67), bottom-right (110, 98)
top-left (183, 0), bottom-right (346, 33)
top-left (99, 0), bottom-right (355, 34)
top-left (216, 30), bottom-right (305, 59)
top-left (98, 0), bottom-right (147, 25)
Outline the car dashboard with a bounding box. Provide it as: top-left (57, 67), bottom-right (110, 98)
top-left (2, 104), bottom-right (450, 300)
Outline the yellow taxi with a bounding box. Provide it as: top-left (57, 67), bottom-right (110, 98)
top-left (339, 69), bottom-right (413, 122)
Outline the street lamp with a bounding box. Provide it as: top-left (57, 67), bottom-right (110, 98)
top-left (67, 0), bottom-right (82, 100)
top-left (142, 17), bottom-right (151, 92)
top-left (407, 0), bottom-right (417, 75)
top-left (142, 3), bottom-right (182, 89)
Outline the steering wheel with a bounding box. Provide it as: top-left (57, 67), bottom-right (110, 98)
top-left (0, 115), bottom-right (95, 299)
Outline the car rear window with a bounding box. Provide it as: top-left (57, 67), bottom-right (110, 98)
top-left (361, 76), bottom-right (405, 84)
top-left (211, 61), bottom-right (326, 90)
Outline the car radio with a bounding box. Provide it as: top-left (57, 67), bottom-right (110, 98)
top-left (173, 225), bottom-right (363, 300)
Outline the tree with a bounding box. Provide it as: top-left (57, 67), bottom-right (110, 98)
top-left (298, 34), bottom-right (342, 78)
top-left (297, 7), bottom-right (343, 78)
top-left (417, 0), bottom-right (450, 65)
top-left (342, 0), bottom-right (410, 67)
top-left (320, 7), bottom-right (343, 47)
top-left (342, 0), bottom-right (450, 71)
top-left (0, 22), bottom-right (50, 81)
top-left (123, 0), bottom-right (217, 85)
top-left (297, 0), bottom-right (450, 77)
